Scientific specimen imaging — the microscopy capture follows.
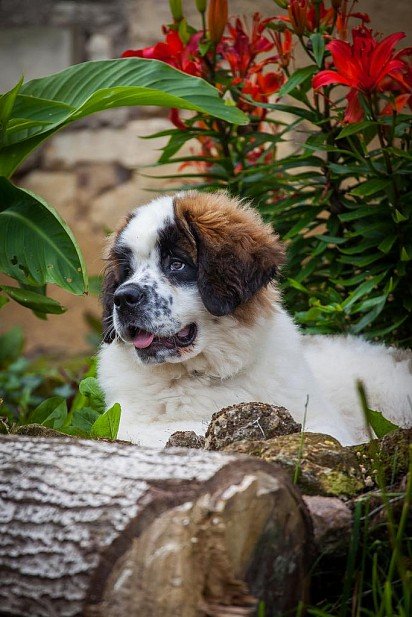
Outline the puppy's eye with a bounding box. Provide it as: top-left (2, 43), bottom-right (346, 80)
top-left (170, 259), bottom-right (185, 272)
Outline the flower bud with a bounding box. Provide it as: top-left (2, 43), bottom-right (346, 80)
top-left (272, 0), bottom-right (289, 8)
top-left (169, 0), bottom-right (183, 22)
top-left (207, 0), bottom-right (228, 44)
top-left (288, 0), bottom-right (308, 37)
top-left (195, 0), bottom-right (207, 13)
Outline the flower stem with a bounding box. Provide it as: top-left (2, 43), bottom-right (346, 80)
top-left (371, 95), bottom-right (399, 205)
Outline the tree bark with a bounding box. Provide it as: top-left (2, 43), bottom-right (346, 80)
top-left (0, 435), bottom-right (312, 617)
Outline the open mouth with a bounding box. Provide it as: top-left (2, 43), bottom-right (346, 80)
top-left (128, 323), bottom-right (197, 351)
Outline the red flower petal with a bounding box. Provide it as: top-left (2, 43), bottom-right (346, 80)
top-left (313, 70), bottom-right (353, 89)
top-left (169, 109), bottom-right (187, 130)
top-left (370, 32), bottom-right (406, 81)
top-left (326, 39), bottom-right (352, 75)
top-left (381, 93), bottom-right (411, 115)
top-left (165, 30), bottom-right (184, 55)
top-left (344, 89), bottom-right (364, 123)
top-left (121, 49), bottom-right (144, 58)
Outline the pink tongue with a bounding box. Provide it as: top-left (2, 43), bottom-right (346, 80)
top-left (133, 330), bottom-right (155, 349)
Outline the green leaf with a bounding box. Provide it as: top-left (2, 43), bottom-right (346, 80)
top-left (315, 234), bottom-right (346, 244)
top-left (0, 77), bottom-right (23, 142)
top-left (366, 314), bottom-right (408, 339)
top-left (350, 178), bottom-right (390, 197)
top-left (392, 209), bottom-right (408, 223)
top-left (278, 66), bottom-right (318, 98)
top-left (366, 409), bottom-right (399, 438)
top-left (350, 298), bottom-right (386, 333)
top-left (338, 205), bottom-right (385, 222)
top-left (0, 294), bottom-right (9, 310)
top-left (91, 403), bottom-right (121, 440)
top-left (0, 326), bottom-right (24, 367)
top-left (0, 178), bottom-right (87, 294)
top-left (310, 33), bottom-right (325, 67)
top-left (78, 377), bottom-right (106, 414)
top-left (287, 278), bottom-right (310, 294)
top-left (336, 120), bottom-right (376, 139)
top-left (264, 102), bottom-right (318, 122)
top-left (378, 235), bottom-right (397, 254)
top-left (71, 407), bottom-right (100, 433)
top-left (28, 397), bottom-right (68, 429)
top-left (159, 131), bottom-right (192, 164)
top-left (400, 246), bottom-right (411, 261)
top-left (0, 285), bottom-right (66, 315)
top-left (0, 58), bottom-right (248, 176)
top-left (58, 426), bottom-right (89, 438)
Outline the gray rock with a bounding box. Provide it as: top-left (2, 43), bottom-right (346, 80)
top-left (303, 495), bottom-right (352, 555)
top-left (165, 431), bottom-right (205, 449)
top-left (205, 402), bottom-right (301, 451)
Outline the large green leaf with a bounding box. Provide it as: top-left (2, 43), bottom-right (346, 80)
top-left (0, 178), bottom-right (87, 294)
top-left (0, 284), bottom-right (66, 315)
top-left (0, 58), bottom-right (248, 176)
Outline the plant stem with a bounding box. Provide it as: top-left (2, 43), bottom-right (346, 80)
top-left (370, 95), bottom-right (399, 205)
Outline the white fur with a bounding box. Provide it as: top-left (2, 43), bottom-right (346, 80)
top-left (98, 196), bottom-right (412, 448)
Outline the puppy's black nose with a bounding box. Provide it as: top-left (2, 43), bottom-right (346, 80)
top-left (114, 286), bottom-right (146, 309)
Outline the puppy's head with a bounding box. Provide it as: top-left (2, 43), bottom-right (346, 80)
top-left (102, 191), bottom-right (285, 365)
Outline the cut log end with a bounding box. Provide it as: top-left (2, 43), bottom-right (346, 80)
top-left (0, 436), bottom-right (312, 617)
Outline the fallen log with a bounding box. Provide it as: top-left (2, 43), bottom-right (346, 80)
top-left (0, 435), bottom-right (312, 617)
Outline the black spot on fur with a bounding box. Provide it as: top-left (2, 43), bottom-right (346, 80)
top-left (157, 223), bottom-right (197, 286)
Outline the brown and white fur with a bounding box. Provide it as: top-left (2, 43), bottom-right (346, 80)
top-left (98, 191), bottom-right (412, 447)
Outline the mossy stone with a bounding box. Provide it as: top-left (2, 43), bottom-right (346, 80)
top-left (224, 433), bottom-right (366, 498)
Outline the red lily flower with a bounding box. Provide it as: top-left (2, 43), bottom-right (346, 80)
top-left (122, 29), bottom-right (204, 77)
top-left (312, 27), bottom-right (409, 122)
top-left (219, 13), bottom-right (276, 78)
top-left (239, 72), bottom-right (284, 119)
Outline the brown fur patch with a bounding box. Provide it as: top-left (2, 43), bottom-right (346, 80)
top-left (174, 191), bottom-right (285, 319)
top-left (235, 285), bottom-right (279, 326)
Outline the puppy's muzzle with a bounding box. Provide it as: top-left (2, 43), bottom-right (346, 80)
top-left (114, 285), bottom-right (147, 310)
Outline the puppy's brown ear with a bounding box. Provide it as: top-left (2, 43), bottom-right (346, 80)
top-left (176, 193), bottom-right (285, 316)
top-left (194, 224), bottom-right (284, 316)
top-left (101, 264), bottom-right (117, 343)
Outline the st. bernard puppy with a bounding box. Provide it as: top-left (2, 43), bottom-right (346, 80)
top-left (98, 191), bottom-right (411, 447)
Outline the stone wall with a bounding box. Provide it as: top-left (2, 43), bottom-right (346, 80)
top-left (0, 0), bottom-right (410, 355)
